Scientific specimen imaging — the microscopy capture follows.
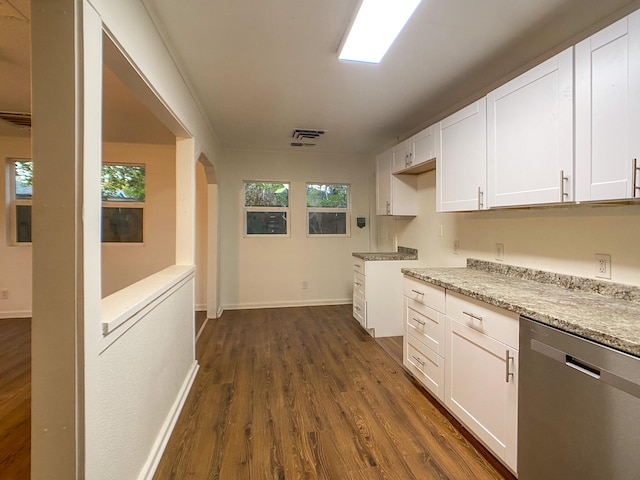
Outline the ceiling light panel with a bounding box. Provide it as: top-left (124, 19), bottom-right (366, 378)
top-left (339, 0), bottom-right (422, 64)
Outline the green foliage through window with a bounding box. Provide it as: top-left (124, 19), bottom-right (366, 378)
top-left (306, 183), bottom-right (349, 236)
top-left (14, 161), bottom-right (33, 200)
top-left (244, 182), bottom-right (289, 207)
top-left (306, 184), bottom-right (348, 208)
top-left (101, 165), bottom-right (146, 202)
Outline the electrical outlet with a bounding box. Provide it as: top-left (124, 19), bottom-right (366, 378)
top-left (453, 240), bottom-right (460, 255)
top-left (496, 243), bottom-right (505, 261)
top-left (438, 225), bottom-right (444, 237)
top-left (0, 289), bottom-right (8, 300)
top-left (302, 281), bottom-right (309, 290)
top-left (595, 254), bottom-right (611, 279)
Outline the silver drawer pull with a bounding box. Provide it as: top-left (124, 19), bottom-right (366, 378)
top-left (411, 289), bottom-right (424, 296)
top-left (354, 305), bottom-right (361, 311)
top-left (354, 282), bottom-right (362, 286)
top-left (412, 317), bottom-right (426, 326)
top-left (353, 264), bottom-right (361, 268)
top-left (412, 355), bottom-right (425, 366)
top-left (463, 310), bottom-right (483, 322)
top-left (505, 350), bottom-right (514, 383)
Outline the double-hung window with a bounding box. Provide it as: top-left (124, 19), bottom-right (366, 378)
top-left (101, 164), bottom-right (145, 243)
top-left (306, 183), bottom-right (350, 236)
top-left (8, 159), bottom-right (32, 244)
top-left (243, 181), bottom-right (290, 236)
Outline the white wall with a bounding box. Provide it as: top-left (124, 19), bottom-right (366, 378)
top-left (218, 149), bottom-right (373, 309)
top-left (195, 161), bottom-right (208, 309)
top-left (102, 143), bottom-right (177, 297)
top-left (0, 136), bottom-right (32, 318)
top-left (393, 171), bottom-right (640, 285)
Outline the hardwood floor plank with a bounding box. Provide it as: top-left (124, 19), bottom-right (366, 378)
top-left (0, 318), bottom-right (30, 480)
top-left (155, 305), bottom-right (514, 480)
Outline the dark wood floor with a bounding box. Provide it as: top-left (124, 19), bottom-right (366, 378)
top-left (0, 317), bottom-right (31, 480)
top-left (154, 305), bottom-right (513, 480)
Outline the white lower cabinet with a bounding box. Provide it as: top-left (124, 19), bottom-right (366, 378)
top-left (445, 318), bottom-right (519, 473)
top-left (353, 256), bottom-right (418, 337)
top-left (403, 275), bottom-right (519, 475)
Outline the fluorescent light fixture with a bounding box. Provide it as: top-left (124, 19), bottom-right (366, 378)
top-left (339, 0), bottom-right (422, 64)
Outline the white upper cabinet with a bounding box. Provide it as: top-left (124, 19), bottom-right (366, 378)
top-left (392, 141), bottom-right (410, 173)
top-left (376, 148), bottom-right (417, 216)
top-left (392, 125), bottom-right (437, 174)
top-left (575, 11), bottom-right (640, 202)
top-left (436, 99), bottom-right (487, 212)
top-left (487, 47), bottom-right (574, 208)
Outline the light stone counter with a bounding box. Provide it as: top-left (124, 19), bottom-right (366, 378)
top-left (353, 246), bottom-right (418, 261)
top-left (402, 259), bottom-right (640, 358)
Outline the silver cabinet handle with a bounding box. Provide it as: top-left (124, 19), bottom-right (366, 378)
top-left (353, 264), bottom-right (361, 268)
top-left (354, 282), bottom-right (362, 286)
top-left (386, 200), bottom-right (390, 215)
top-left (412, 317), bottom-right (426, 326)
top-left (354, 305), bottom-right (361, 312)
top-left (463, 311), bottom-right (483, 322)
top-left (411, 289), bottom-right (424, 296)
top-left (505, 350), bottom-right (514, 383)
top-left (633, 158), bottom-right (640, 198)
top-left (477, 186), bottom-right (484, 209)
top-left (560, 170), bottom-right (569, 201)
top-left (412, 355), bottom-right (425, 366)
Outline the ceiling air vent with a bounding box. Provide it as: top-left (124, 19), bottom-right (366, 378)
top-left (290, 129), bottom-right (324, 147)
top-left (292, 128), bottom-right (325, 140)
top-left (0, 112), bottom-right (31, 129)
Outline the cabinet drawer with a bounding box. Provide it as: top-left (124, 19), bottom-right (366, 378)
top-left (405, 298), bottom-right (445, 355)
top-left (403, 276), bottom-right (445, 313)
top-left (353, 272), bottom-right (366, 299)
top-left (404, 333), bottom-right (445, 401)
top-left (353, 257), bottom-right (366, 274)
top-left (446, 291), bottom-right (519, 348)
top-left (353, 295), bottom-right (366, 327)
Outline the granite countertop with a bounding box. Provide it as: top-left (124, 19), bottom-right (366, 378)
top-left (401, 259), bottom-right (640, 358)
top-left (353, 246), bottom-right (418, 261)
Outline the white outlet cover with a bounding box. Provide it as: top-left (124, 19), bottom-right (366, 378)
top-left (595, 254), bottom-right (611, 279)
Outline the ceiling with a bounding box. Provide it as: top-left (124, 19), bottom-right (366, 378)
top-left (142, 0), bottom-right (640, 154)
top-left (2, 0), bottom-right (640, 154)
top-left (0, 0), bottom-right (174, 144)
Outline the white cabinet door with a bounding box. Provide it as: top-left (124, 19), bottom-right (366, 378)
top-left (487, 47), bottom-right (574, 208)
top-left (376, 150), bottom-right (392, 215)
top-left (376, 148), bottom-right (417, 216)
top-left (445, 318), bottom-right (518, 472)
top-left (392, 141), bottom-right (409, 173)
top-left (437, 99), bottom-right (487, 212)
top-left (408, 125), bottom-right (436, 168)
top-left (576, 12), bottom-right (640, 201)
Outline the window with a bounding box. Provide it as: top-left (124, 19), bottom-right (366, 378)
top-left (7, 161), bottom-right (146, 244)
top-left (306, 183), bottom-right (350, 236)
top-left (243, 181), bottom-right (289, 236)
top-left (8, 159), bottom-right (32, 244)
top-left (101, 164), bottom-right (145, 243)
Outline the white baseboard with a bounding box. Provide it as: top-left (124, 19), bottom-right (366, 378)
top-left (0, 310), bottom-right (32, 319)
top-left (221, 298), bottom-right (351, 311)
top-left (140, 360), bottom-right (200, 480)
top-left (194, 303), bottom-right (207, 312)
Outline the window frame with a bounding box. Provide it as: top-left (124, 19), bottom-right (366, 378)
top-left (101, 163), bottom-right (146, 245)
top-left (7, 158), bottom-right (33, 246)
top-left (243, 180), bottom-right (291, 237)
top-left (306, 183), bottom-right (351, 238)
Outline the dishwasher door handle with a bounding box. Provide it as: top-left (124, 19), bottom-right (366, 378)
top-left (566, 355), bottom-right (600, 379)
top-left (530, 338), bottom-right (640, 400)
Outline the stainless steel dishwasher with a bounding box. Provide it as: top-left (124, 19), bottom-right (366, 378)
top-left (519, 316), bottom-right (640, 480)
